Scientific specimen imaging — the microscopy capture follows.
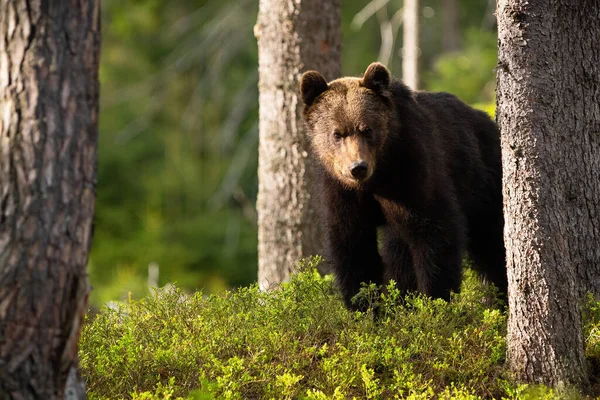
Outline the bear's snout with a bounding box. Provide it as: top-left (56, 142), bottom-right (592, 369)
top-left (349, 161), bottom-right (369, 180)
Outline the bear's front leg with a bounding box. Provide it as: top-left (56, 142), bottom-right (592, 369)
top-left (380, 229), bottom-right (418, 294)
top-left (407, 212), bottom-right (465, 301)
top-left (322, 184), bottom-right (384, 311)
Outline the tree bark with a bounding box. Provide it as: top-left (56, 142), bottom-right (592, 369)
top-left (441, 0), bottom-right (459, 52)
top-left (255, 0), bottom-right (341, 289)
top-left (402, 0), bottom-right (419, 89)
top-left (0, 1), bottom-right (100, 398)
top-left (497, 0), bottom-right (600, 388)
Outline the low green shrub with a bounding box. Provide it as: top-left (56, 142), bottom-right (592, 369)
top-left (80, 257), bottom-right (598, 399)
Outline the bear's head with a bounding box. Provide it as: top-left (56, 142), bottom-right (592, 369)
top-left (300, 62), bottom-right (393, 189)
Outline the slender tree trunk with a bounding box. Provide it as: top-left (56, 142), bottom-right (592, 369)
top-left (255, 0), bottom-right (341, 289)
top-left (0, 1), bottom-right (100, 398)
top-left (497, 0), bottom-right (600, 388)
top-left (441, 0), bottom-right (459, 52)
top-left (402, 0), bottom-right (419, 89)
top-left (482, 0), bottom-right (497, 30)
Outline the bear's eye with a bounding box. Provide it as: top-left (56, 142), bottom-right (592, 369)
top-left (333, 130), bottom-right (343, 142)
top-left (360, 126), bottom-right (372, 136)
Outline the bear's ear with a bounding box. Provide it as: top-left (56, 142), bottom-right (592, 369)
top-left (300, 71), bottom-right (328, 106)
top-left (361, 62), bottom-right (390, 92)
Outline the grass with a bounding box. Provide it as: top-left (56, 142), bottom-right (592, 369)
top-left (80, 257), bottom-right (600, 399)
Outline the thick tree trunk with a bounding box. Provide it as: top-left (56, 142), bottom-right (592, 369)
top-left (0, 1), bottom-right (100, 398)
top-left (497, 0), bottom-right (600, 388)
top-left (402, 0), bottom-right (419, 89)
top-left (441, 0), bottom-right (459, 52)
top-left (255, 0), bottom-right (341, 289)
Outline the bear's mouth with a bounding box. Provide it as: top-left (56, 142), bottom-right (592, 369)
top-left (332, 160), bottom-right (374, 187)
top-left (339, 171), bottom-right (373, 186)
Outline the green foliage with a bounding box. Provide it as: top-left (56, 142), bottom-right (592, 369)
top-left (583, 293), bottom-right (600, 356)
top-left (80, 258), bottom-right (599, 399)
top-left (92, 0), bottom-right (260, 304)
top-left (423, 29), bottom-right (498, 104)
top-left (472, 102), bottom-right (496, 120)
top-left (583, 294), bottom-right (600, 392)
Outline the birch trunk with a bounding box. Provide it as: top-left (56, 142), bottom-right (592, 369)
top-left (497, 0), bottom-right (600, 387)
top-left (0, 1), bottom-right (100, 398)
top-left (402, 0), bottom-right (419, 89)
top-left (255, 0), bottom-right (341, 289)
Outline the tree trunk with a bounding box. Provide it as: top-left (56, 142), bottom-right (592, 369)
top-left (402, 0), bottom-right (419, 89)
top-left (0, 1), bottom-right (100, 398)
top-left (496, 0), bottom-right (600, 388)
top-left (255, 0), bottom-right (341, 289)
top-left (441, 0), bottom-right (459, 52)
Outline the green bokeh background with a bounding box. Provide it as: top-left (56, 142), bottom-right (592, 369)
top-left (91, 0), bottom-right (498, 305)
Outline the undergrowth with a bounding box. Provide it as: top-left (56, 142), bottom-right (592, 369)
top-left (80, 256), bottom-right (600, 399)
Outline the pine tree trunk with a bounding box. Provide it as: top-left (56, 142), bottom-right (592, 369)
top-left (402, 0), bottom-right (419, 89)
top-left (496, 0), bottom-right (600, 387)
top-left (441, 0), bottom-right (459, 52)
top-left (255, 0), bottom-right (341, 289)
top-left (0, 1), bottom-right (100, 398)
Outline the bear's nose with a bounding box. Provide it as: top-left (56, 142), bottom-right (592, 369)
top-left (349, 161), bottom-right (368, 179)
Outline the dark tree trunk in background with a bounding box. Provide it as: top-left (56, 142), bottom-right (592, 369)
top-left (402, 0), bottom-right (419, 89)
top-left (0, 1), bottom-right (100, 398)
top-left (497, 0), bottom-right (600, 388)
top-left (255, 0), bottom-right (341, 289)
top-left (441, 0), bottom-right (459, 52)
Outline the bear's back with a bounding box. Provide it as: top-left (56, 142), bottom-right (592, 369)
top-left (411, 90), bottom-right (502, 213)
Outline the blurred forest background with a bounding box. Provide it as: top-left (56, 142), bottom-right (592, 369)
top-left (91, 0), bottom-right (497, 305)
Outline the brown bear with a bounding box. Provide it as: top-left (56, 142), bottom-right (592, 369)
top-left (300, 62), bottom-right (506, 309)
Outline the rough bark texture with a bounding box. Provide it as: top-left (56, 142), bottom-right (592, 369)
top-left (255, 0), bottom-right (341, 289)
top-left (441, 0), bottom-right (459, 52)
top-left (0, 1), bottom-right (100, 398)
top-left (402, 0), bottom-right (419, 89)
top-left (497, 0), bottom-right (600, 388)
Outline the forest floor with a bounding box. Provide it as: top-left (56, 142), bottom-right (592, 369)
top-left (80, 257), bottom-right (600, 399)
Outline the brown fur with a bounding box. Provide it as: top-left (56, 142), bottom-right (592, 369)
top-left (300, 63), bottom-right (507, 309)
top-left (303, 77), bottom-right (391, 190)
